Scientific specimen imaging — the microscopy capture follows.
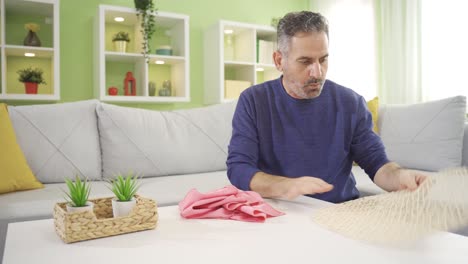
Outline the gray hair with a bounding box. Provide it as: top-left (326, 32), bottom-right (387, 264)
top-left (277, 11), bottom-right (329, 55)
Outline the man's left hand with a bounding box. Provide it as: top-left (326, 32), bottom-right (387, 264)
top-left (374, 162), bottom-right (428, 192)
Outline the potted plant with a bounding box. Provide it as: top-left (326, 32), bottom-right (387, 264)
top-left (63, 175), bottom-right (93, 213)
top-left (17, 67), bottom-right (46, 94)
top-left (134, 0), bottom-right (157, 62)
top-left (108, 172), bottom-right (140, 217)
top-left (112, 31), bottom-right (130, 53)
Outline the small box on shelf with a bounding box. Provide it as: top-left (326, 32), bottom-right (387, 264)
top-left (155, 45), bottom-right (173, 56)
top-left (224, 80), bottom-right (251, 100)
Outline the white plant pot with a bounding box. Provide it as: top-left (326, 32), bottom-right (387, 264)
top-left (112, 198), bottom-right (136, 217)
top-left (66, 201), bottom-right (94, 213)
top-left (113, 40), bottom-right (128, 53)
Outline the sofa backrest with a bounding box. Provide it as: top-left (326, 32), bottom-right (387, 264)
top-left (377, 96), bottom-right (467, 171)
top-left (9, 97), bottom-right (465, 183)
top-left (8, 100), bottom-right (102, 183)
top-left (96, 101), bottom-right (237, 179)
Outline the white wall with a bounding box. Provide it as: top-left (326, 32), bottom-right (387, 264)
top-left (310, 0), bottom-right (377, 100)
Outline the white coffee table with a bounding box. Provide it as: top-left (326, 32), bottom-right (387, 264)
top-left (3, 197), bottom-right (468, 264)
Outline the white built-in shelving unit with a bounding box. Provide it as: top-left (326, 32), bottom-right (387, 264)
top-left (204, 20), bottom-right (280, 104)
top-left (95, 5), bottom-right (190, 103)
top-left (0, 0), bottom-right (60, 101)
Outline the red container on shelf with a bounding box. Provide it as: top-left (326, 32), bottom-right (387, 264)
top-left (108, 86), bottom-right (118, 96)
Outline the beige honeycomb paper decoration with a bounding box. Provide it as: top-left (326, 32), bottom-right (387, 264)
top-left (313, 167), bottom-right (468, 244)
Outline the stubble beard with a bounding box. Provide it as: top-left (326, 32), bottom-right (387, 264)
top-left (285, 78), bottom-right (324, 99)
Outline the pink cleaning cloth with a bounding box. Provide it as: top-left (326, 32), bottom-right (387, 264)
top-left (178, 185), bottom-right (285, 222)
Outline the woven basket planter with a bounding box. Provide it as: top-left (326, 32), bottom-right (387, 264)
top-left (53, 195), bottom-right (158, 243)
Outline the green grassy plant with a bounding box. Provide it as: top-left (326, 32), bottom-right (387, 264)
top-left (110, 172), bottom-right (140, 201)
top-left (64, 175), bottom-right (91, 207)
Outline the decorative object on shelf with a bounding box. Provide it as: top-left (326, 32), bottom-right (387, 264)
top-left (134, 0), bottom-right (157, 62)
top-left (63, 175), bottom-right (93, 213)
top-left (155, 45), bottom-right (173, 55)
top-left (17, 67), bottom-right (46, 94)
top-left (124, 71), bottom-right (136, 96)
top-left (53, 195), bottom-right (158, 243)
top-left (108, 86), bottom-right (118, 96)
top-left (108, 172), bottom-right (141, 217)
top-left (148, 82), bottom-right (156, 96)
top-left (23, 23), bottom-right (41, 47)
top-left (158, 79), bottom-right (171, 96)
top-left (257, 39), bottom-right (275, 64)
top-left (270, 17), bottom-right (281, 28)
top-left (112, 31), bottom-right (130, 52)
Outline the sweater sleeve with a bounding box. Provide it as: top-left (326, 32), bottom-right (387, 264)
top-left (351, 97), bottom-right (389, 180)
top-left (226, 94), bottom-right (261, 191)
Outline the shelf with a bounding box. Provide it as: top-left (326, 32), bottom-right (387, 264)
top-left (255, 63), bottom-right (276, 68)
top-left (5, 45), bottom-right (54, 58)
top-left (224, 61), bottom-right (255, 67)
top-left (105, 51), bottom-right (144, 63)
top-left (0, 93), bottom-right (58, 101)
top-left (0, 0), bottom-right (60, 101)
top-left (148, 54), bottom-right (185, 64)
top-left (204, 20), bottom-right (280, 104)
top-left (99, 95), bottom-right (189, 103)
top-left (95, 5), bottom-right (190, 103)
top-left (4, 0), bottom-right (53, 16)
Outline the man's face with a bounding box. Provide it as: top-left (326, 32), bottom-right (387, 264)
top-left (274, 31), bottom-right (329, 99)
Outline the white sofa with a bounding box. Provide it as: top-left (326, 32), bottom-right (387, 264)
top-left (354, 96), bottom-right (468, 196)
top-left (1, 96), bottom-right (467, 262)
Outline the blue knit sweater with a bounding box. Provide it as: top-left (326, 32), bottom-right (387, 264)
top-left (226, 77), bottom-right (389, 203)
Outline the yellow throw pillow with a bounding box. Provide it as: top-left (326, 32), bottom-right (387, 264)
top-left (0, 103), bottom-right (43, 194)
top-left (354, 97), bottom-right (380, 166)
top-left (367, 96), bottom-right (379, 134)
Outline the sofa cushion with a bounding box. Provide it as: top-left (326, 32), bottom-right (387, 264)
top-left (97, 102), bottom-right (236, 179)
top-left (8, 100), bottom-right (102, 183)
top-left (378, 96), bottom-right (466, 171)
top-left (0, 104), bottom-right (43, 194)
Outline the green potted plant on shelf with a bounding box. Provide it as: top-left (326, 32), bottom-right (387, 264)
top-left (134, 0), bottom-right (157, 62)
top-left (108, 172), bottom-right (141, 217)
top-left (63, 175), bottom-right (93, 213)
top-left (17, 67), bottom-right (46, 94)
top-left (112, 31), bottom-right (130, 53)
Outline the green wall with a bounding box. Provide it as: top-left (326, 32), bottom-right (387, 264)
top-left (7, 0), bottom-right (308, 110)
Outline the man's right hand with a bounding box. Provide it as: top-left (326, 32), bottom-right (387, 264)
top-left (250, 172), bottom-right (333, 200)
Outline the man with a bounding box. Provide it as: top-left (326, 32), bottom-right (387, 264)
top-left (226, 11), bottom-right (426, 203)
